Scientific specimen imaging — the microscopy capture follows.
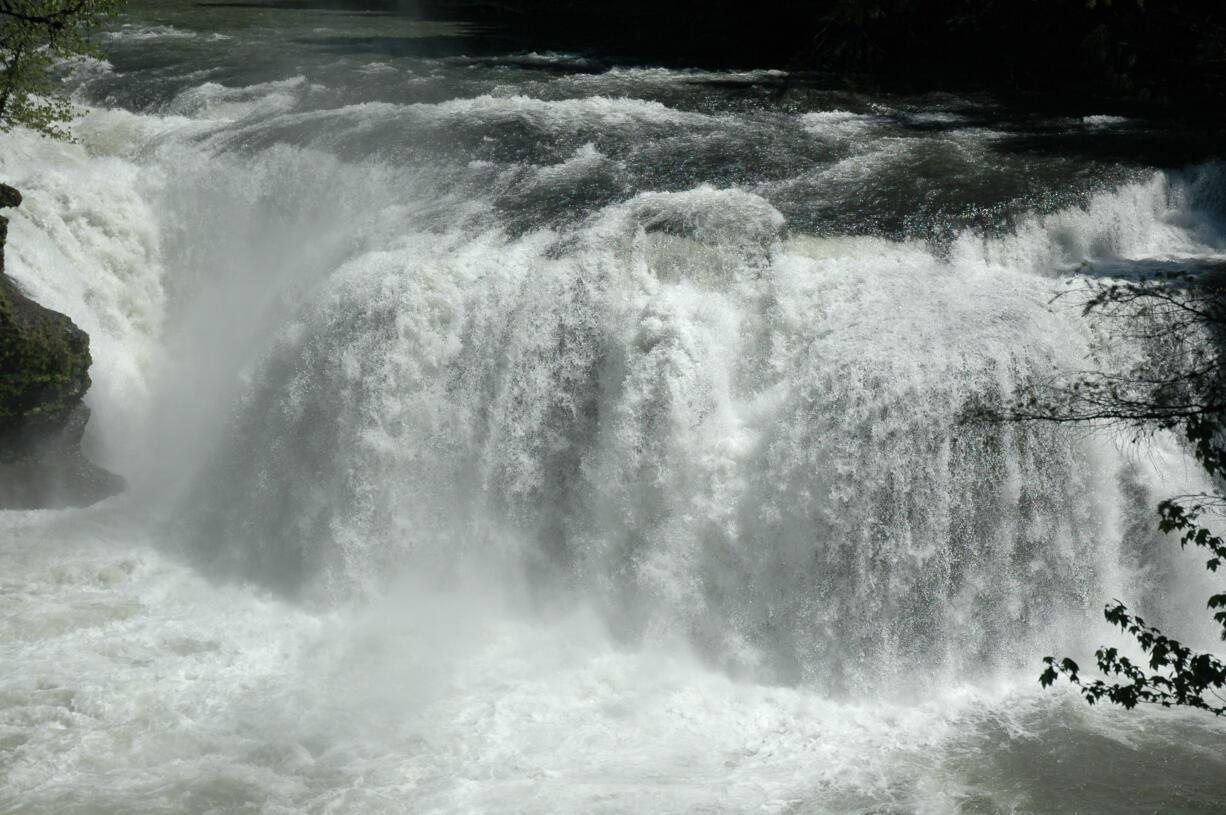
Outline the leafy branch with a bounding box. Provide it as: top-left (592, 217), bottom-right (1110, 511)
top-left (977, 269), bottom-right (1226, 715)
top-left (0, 0), bottom-right (123, 140)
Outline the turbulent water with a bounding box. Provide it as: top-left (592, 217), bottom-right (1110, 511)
top-left (3, 2), bottom-right (1226, 812)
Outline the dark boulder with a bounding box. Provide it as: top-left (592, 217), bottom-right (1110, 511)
top-left (0, 183), bottom-right (124, 509)
top-left (0, 185), bottom-right (20, 209)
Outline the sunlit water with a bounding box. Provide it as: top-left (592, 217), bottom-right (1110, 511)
top-left (3, 2), bottom-right (1226, 812)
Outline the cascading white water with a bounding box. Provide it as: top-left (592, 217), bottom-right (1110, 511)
top-left (155, 152), bottom-right (1221, 690)
top-left (3, 8), bottom-right (1226, 812)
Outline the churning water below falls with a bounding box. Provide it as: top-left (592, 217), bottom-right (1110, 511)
top-left (4, 2), bottom-right (1226, 812)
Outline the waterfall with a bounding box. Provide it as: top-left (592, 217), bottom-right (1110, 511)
top-left (11, 107), bottom-right (1222, 685)
top-left (2, 20), bottom-right (1225, 809)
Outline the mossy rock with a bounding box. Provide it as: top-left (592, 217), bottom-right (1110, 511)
top-left (0, 187), bottom-right (124, 508)
top-left (0, 187), bottom-right (91, 425)
top-left (0, 253), bottom-right (93, 426)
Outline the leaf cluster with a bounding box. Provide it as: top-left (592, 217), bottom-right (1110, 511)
top-left (998, 269), bottom-right (1226, 715)
top-left (0, 0), bottom-right (123, 140)
top-left (1040, 506), bottom-right (1226, 717)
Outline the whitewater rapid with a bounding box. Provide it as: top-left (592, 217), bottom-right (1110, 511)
top-left (3, 5), bottom-right (1226, 812)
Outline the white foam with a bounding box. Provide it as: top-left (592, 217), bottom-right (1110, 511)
top-left (1083, 114), bottom-right (1130, 128)
top-left (951, 168), bottom-right (1224, 274)
top-left (104, 23), bottom-right (231, 43)
top-left (164, 76), bottom-right (310, 121)
top-left (529, 142), bottom-right (609, 185)
top-left (1, 514), bottom-right (1212, 813)
top-left (801, 109), bottom-right (881, 138)
top-left (417, 93), bottom-right (721, 130)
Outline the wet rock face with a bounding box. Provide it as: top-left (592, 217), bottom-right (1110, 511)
top-left (0, 183), bottom-right (124, 509)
